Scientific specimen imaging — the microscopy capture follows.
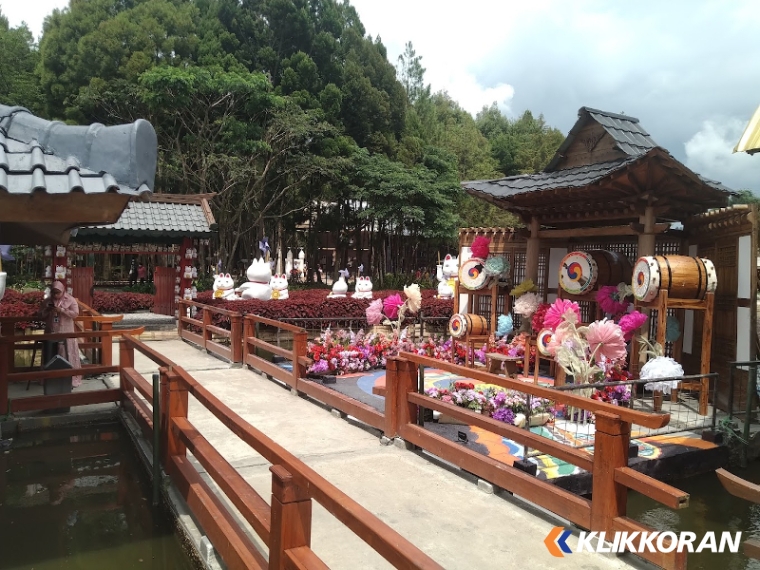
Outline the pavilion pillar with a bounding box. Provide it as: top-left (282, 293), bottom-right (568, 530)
top-left (525, 217), bottom-right (541, 282)
top-left (637, 206), bottom-right (656, 257)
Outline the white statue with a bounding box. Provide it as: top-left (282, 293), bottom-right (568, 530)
top-left (237, 257), bottom-right (272, 300)
top-left (213, 273), bottom-right (239, 300)
top-left (270, 273), bottom-right (289, 300)
top-left (352, 276), bottom-right (374, 299)
top-left (436, 254), bottom-right (459, 299)
top-left (327, 269), bottom-right (349, 298)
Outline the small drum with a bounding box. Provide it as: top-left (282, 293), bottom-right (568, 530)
top-left (632, 256), bottom-right (717, 302)
top-left (537, 329), bottom-right (554, 356)
top-left (559, 250), bottom-right (632, 295)
top-left (448, 313), bottom-right (489, 338)
top-left (459, 258), bottom-right (489, 290)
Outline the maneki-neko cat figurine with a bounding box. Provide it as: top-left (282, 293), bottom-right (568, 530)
top-left (436, 254), bottom-right (459, 299)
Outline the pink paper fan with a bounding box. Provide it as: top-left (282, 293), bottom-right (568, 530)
top-left (618, 311), bottom-right (648, 341)
top-left (586, 319), bottom-right (627, 362)
top-left (470, 236), bottom-right (491, 259)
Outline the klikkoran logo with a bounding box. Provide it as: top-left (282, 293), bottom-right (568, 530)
top-left (544, 526), bottom-right (741, 556)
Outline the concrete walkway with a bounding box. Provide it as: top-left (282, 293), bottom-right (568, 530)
top-left (115, 339), bottom-right (643, 570)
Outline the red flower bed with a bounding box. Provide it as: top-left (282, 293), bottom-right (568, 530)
top-left (92, 291), bottom-right (154, 313)
top-left (0, 290), bottom-right (47, 329)
top-left (194, 288), bottom-right (453, 329)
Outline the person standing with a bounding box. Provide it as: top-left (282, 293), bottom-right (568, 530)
top-left (39, 281), bottom-right (82, 387)
top-left (128, 259), bottom-right (137, 286)
top-left (137, 263), bottom-right (147, 284)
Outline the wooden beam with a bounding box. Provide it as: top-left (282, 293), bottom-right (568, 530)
top-left (537, 223), bottom-right (669, 239)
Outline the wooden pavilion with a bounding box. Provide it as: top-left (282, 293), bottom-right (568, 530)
top-left (461, 107), bottom-right (757, 411)
top-left (71, 193), bottom-right (217, 315)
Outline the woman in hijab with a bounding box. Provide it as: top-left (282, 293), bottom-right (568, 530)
top-left (40, 281), bottom-right (82, 387)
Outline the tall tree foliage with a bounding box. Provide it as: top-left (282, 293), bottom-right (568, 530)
top-left (0, 11), bottom-right (43, 114)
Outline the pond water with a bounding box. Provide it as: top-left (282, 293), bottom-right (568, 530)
top-left (628, 465), bottom-right (760, 570)
top-left (0, 423), bottom-right (196, 570)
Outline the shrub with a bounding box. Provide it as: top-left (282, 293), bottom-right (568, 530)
top-left (92, 291), bottom-right (154, 313)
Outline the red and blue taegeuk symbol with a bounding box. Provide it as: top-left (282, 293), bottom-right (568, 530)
top-left (566, 261), bottom-right (583, 282)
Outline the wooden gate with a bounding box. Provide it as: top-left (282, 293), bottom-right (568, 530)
top-left (153, 266), bottom-right (176, 316)
top-left (71, 266), bottom-right (93, 307)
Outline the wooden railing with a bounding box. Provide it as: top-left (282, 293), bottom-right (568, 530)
top-left (177, 299), bottom-right (243, 363)
top-left (0, 327), bottom-right (144, 414)
top-left (243, 314), bottom-right (385, 431)
top-left (386, 352), bottom-right (690, 570)
top-left (119, 334), bottom-right (444, 569)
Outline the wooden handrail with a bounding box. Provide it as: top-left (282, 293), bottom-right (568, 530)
top-left (0, 328), bottom-right (144, 343)
top-left (399, 352), bottom-right (670, 429)
top-left (245, 314), bottom-right (306, 334)
top-left (179, 299), bottom-right (241, 318)
top-left (171, 364), bottom-right (442, 570)
top-left (123, 334), bottom-right (178, 369)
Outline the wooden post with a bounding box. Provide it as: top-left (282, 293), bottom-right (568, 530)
top-left (0, 338), bottom-right (9, 415)
top-left (524, 217), bottom-right (540, 282)
top-left (636, 206), bottom-right (656, 375)
top-left (163, 368), bottom-right (188, 471)
top-left (269, 465), bottom-right (312, 570)
top-left (100, 321), bottom-right (113, 367)
top-left (700, 292), bottom-right (715, 416)
top-left (654, 290), bottom-right (668, 407)
top-left (242, 316), bottom-right (254, 364)
top-left (202, 308), bottom-right (212, 352)
top-left (396, 358), bottom-right (418, 442)
top-left (384, 358), bottom-right (401, 438)
top-left (292, 330), bottom-right (307, 391)
top-left (119, 337), bottom-right (135, 401)
top-left (176, 300), bottom-right (184, 337)
top-left (590, 411), bottom-right (629, 534)
top-left (230, 313), bottom-right (243, 364)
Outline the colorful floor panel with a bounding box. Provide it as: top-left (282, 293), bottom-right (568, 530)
top-left (286, 364), bottom-right (723, 484)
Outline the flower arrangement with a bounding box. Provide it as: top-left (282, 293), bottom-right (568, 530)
top-left (531, 303), bottom-right (550, 332)
top-left (543, 298), bottom-right (627, 385)
top-left (510, 279), bottom-right (538, 298)
top-left (638, 337), bottom-right (683, 394)
top-left (595, 283), bottom-right (633, 317)
top-left (514, 292), bottom-right (540, 317)
top-left (591, 362), bottom-right (632, 406)
top-left (365, 283), bottom-right (422, 334)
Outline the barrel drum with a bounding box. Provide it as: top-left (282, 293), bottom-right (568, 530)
top-left (559, 250), bottom-right (632, 295)
top-left (448, 313), bottom-right (489, 338)
top-left (632, 255), bottom-right (717, 302)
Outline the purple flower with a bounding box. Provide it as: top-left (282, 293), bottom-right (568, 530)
top-left (493, 408), bottom-right (515, 425)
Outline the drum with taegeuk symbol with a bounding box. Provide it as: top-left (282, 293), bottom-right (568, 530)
top-left (536, 329), bottom-right (554, 356)
top-left (448, 313), bottom-right (489, 338)
top-left (459, 257), bottom-right (489, 290)
top-left (632, 255), bottom-right (717, 302)
top-left (559, 250), bottom-right (632, 295)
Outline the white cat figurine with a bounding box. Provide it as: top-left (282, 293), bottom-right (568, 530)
top-left (213, 273), bottom-right (239, 300)
top-left (352, 276), bottom-right (373, 299)
top-left (237, 257), bottom-right (272, 300)
top-left (436, 254), bottom-right (459, 299)
top-left (327, 269), bottom-right (349, 298)
top-left (54, 265), bottom-right (66, 280)
top-left (44, 265), bottom-right (52, 278)
top-left (270, 274), bottom-right (289, 300)
top-left (183, 287), bottom-right (193, 301)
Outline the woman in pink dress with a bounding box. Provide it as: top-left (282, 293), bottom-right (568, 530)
top-left (40, 281), bottom-right (82, 386)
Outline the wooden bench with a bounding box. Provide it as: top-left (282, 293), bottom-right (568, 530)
top-left (485, 353), bottom-right (523, 378)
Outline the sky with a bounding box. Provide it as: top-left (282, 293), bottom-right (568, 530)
top-left (4, 0), bottom-right (760, 192)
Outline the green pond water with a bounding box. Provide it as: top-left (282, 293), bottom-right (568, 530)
top-left (628, 465), bottom-right (760, 570)
top-left (0, 423), bottom-right (196, 570)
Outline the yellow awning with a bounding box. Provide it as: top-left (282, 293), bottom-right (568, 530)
top-left (735, 104), bottom-right (760, 155)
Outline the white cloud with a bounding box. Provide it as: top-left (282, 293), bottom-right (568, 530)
top-left (684, 119), bottom-right (759, 192)
top-left (0, 0), bottom-right (66, 39)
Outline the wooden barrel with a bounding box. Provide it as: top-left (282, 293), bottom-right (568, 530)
top-left (559, 250), bottom-right (632, 295)
top-left (632, 255), bottom-right (717, 302)
top-left (448, 313), bottom-right (489, 338)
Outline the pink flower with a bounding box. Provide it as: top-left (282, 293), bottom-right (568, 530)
top-left (596, 286), bottom-right (629, 316)
top-left (586, 319), bottom-right (627, 362)
top-left (618, 311), bottom-right (648, 341)
top-left (543, 299), bottom-right (581, 331)
top-left (366, 298), bottom-right (384, 325)
top-left (383, 294), bottom-right (404, 320)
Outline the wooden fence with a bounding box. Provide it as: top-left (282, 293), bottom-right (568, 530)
top-left (177, 299), bottom-right (243, 363)
top-left (0, 327), bottom-right (144, 414)
top-left (119, 334), bottom-right (444, 570)
top-left (387, 352), bottom-right (690, 570)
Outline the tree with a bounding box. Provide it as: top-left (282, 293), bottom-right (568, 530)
top-left (0, 11), bottom-right (43, 113)
top-left (729, 189), bottom-right (760, 206)
top-left (396, 41), bottom-right (429, 105)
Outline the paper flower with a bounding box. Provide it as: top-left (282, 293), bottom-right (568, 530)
top-left (514, 292), bottom-right (540, 317)
top-left (510, 279), bottom-right (538, 298)
top-left (618, 311), bottom-right (648, 341)
top-left (366, 298), bottom-right (384, 325)
top-left (543, 299), bottom-right (581, 331)
top-left (470, 236), bottom-right (491, 259)
top-left (496, 314), bottom-right (514, 338)
top-left (666, 315), bottom-right (682, 343)
top-left (485, 255), bottom-right (509, 277)
top-left (596, 285), bottom-right (629, 316)
top-left (641, 357), bottom-right (684, 394)
top-left (403, 284), bottom-right (422, 314)
top-left (531, 303), bottom-right (550, 332)
top-left (586, 319), bottom-right (627, 362)
top-left (383, 294), bottom-right (404, 320)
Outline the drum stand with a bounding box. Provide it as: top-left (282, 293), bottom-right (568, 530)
top-left (452, 281), bottom-right (507, 368)
top-left (631, 290), bottom-right (715, 416)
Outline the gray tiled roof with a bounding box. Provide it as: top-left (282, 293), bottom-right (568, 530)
top-left (0, 104), bottom-right (156, 196)
top-left (464, 157), bottom-right (639, 198)
top-left (545, 107), bottom-right (657, 171)
top-left (78, 200), bottom-right (214, 237)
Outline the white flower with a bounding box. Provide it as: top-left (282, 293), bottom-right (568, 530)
top-left (404, 283), bottom-right (422, 314)
top-left (641, 356), bottom-right (684, 394)
top-left (514, 292), bottom-right (540, 317)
